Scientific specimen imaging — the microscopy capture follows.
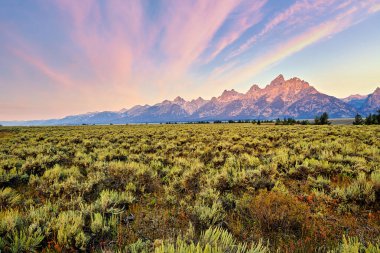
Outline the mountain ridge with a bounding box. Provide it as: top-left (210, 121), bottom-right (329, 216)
top-left (1, 75), bottom-right (379, 126)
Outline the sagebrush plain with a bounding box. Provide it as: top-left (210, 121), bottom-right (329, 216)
top-left (0, 124), bottom-right (379, 252)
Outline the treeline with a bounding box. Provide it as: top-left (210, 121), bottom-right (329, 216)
top-left (70, 110), bottom-right (380, 126)
top-left (353, 110), bottom-right (380, 125)
top-left (275, 112), bottom-right (331, 125)
top-left (165, 113), bottom-right (333, 125)
top-left (212, 119), bottom-right (272, 125)
top-left (166, 119), bottom-right (273, 124)
top-left (275, 118), bottom-right (310, 125)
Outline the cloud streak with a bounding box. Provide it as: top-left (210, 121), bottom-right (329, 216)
top-left (227, 0), bottom-right (343, 60)
top-left (207, 0), bottom-right (380, 83)
top-left (201, 0), bottom-right (267, 63)
top-left (12, 48), bottom-right (73, 88)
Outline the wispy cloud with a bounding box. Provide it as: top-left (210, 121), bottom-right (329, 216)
top-left (227, 0), bottom-right (342, 60)
top-left (153, 0), bottom-right (242, 90)
top-left (56, 0), bottom-right (136, 86)
top-left (205, 1), bottom-right (380, 90)
top-left (201, 0), bottom-right (267, 63)
top-left (12, 48), bottom-right (74, 88)
top-left (53, 0), bottom-right (243, 97)
top-left (2, 28), bottom-right (75, 89)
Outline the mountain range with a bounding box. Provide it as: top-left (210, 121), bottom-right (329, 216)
top-left (1, 75), bottom-right (379, 126)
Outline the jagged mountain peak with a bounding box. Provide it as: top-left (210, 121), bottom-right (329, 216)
top-left (173, 96), bottom-right (186, 104)
top-left (219, 89), bottom-right (243, 102)
top-left (268, 74), bottom-right (285, 87)
top-left (118, 108), bottom-right (128, 113)
top-left (285, 77), bottom-right (310, 90)
top-left (274, 74), bottom-right (285, 81)
top-left (260, 75), bottom-right (314, 103)
top-left (190, 97), bottom-right (207, 104)
top-left (161, 99), bottom-right (171, 104)
top-left (265, 75), bottom-right (310, 90)
top-left (221, 88), bottom-right (238, 94)
top-left (247, 84), bottom-right (261, 93)
top-left (193, 97), bottom-right (205, 102)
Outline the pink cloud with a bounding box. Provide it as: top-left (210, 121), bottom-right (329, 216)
top-left (11, 48), bottom-right (73, 87)
top-left (128, 0), bottom-right (245, 97)
top-left (158, 1), bottom-right (241, 71)
top-left (366, 0), bottom-right (380, 13)
top-left (55, 0), bottom-right (147, 89)
top-left (2, 29), bottom-right (76, 89)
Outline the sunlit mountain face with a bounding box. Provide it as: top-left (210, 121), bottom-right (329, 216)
top-left (1, 0), bottom-right (380, 121)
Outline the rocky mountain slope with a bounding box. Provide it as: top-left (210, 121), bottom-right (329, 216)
top-left (341, 94), bottom-right (368, 111)
top-left (1, 75), bottom-right (379, 125)
top-left (192, 75), bottom-right (356, 120)
top-left (361, 87), bottom-right (380, 114)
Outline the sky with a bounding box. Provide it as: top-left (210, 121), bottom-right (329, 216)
top-left (1, 0), bottom-right (380, 121)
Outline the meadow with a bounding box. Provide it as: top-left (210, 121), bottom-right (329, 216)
top-left (0, 124), bottom-right (379, 252)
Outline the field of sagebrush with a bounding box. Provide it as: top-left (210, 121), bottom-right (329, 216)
top-left (0, 124), bottom-right (379, 252)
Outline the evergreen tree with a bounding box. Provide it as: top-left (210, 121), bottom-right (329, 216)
top-left (353, 113), bottom-right (364, 125)
top-left (314, 116), bottom-right (320, 125)
top-left (315, 112), bottom-right (330, 125)
top-left (365, 114), bottom-right (373, 125)
top-left (320, 112), bottom-right (331, 125)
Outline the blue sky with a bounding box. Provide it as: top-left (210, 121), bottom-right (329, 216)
top-left (1, 0), bottom-right (380, 120)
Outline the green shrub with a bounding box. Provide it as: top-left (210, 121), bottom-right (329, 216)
top-left (53, 210), bottom-right (89, 250)
top-left (308, 176), bottom-right (331, 192)
top-left (333, 173), bottom-right (375, 206)
top-left (155, 227), bottom-right (269, 253)
top-left (0, 210), bottom-right (24, 234)
top-left (0, 187), bottom-right (21, 208)
top-left (90, 212), bottom-right (106, 234)
top-left (127, 239), bottom-right (151, 253)
top-left (95, 189), bottom-right (134, 214)
top-left (7, 228), bottom-right (44, 253)
top-left (28, 202), bottom-right (59, 237)
top-left (0, 237), bottom-right (5, 251)
top-left (328, 236), bottom-right (380, 253)
top-left (191, 201), bottom-right (226, 229)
